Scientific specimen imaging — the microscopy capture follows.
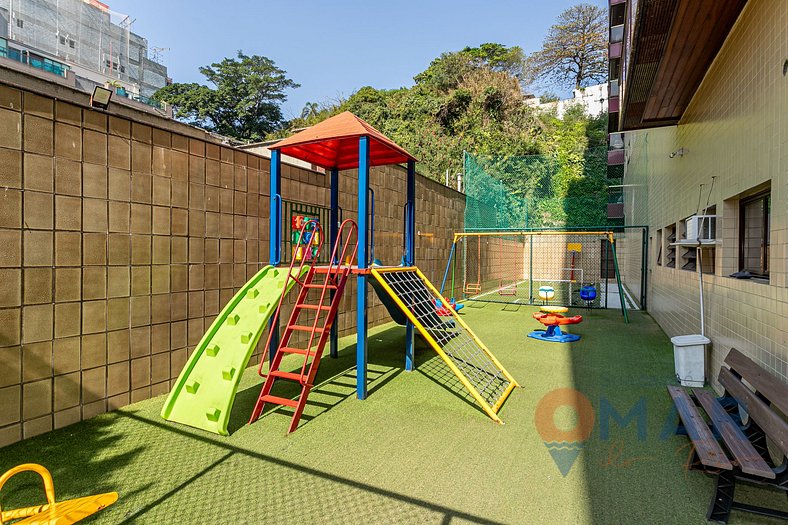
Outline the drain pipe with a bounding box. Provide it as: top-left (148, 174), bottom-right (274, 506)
top-left (696, 176), bottom-right (716, 337)
top-left (698, 251), bottom-right (705, 336)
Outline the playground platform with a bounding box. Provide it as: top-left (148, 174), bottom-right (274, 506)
top-left (1, 307), bottom-right (785, 523)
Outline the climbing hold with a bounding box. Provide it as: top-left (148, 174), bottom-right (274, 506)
top-left (185, 381), bottom-right (200, 394)
top-left (227, 314), bottom-right (240, 326)
top-left (222, 368), bottom-right (236, 381)
top-left (206, 408), bottom-right (221, 422)
top-left (247, 288), bottom-right (260, 299)
top-left (240, 332), bottom-right (253, 344)
top-left (206, 344), bottom-right (220, 357)
top-left (259, 303), bottom-right (271, 313)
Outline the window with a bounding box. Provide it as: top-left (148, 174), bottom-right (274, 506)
top-left (739, 191), bottom-right (770, 277)
top-left (656, 229), bottom-right (662, 266)
top-left (69, 40), bottom-right (75, 49)
top-left (59, 35), bottom-right (66, 45)
top-left (16, 19), bottom-right (23, 28)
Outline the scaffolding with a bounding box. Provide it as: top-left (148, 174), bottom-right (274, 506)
top-left (1, 0), bottom-right (167, 97)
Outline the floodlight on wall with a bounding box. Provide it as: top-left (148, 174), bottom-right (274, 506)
top-left (90, 86), bottom-right (113, 110)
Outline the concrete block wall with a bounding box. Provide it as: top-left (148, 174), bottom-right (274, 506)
top-left (0, 68), bottom-right (465, 446)
top-left (620, 0), bottom-right (788, 389)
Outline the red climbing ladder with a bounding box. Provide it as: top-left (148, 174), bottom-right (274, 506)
top-left (249, 219), bottom-right (358, 433)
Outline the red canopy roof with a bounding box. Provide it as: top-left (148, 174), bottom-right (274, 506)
top-left (270, 111), bottom-right (416, 171)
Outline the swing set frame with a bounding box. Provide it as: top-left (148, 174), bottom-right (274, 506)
top-left (441, 230), bottom-right (630, 323)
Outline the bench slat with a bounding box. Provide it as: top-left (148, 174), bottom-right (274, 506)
top-left (724, 348), bottom-right (788, 416)
top-left (692, 388), bottom-right (774, 479)
top-left (718, 367), bottom-right (788, 458)
top-left (667, 385), bottom-right (733, 471)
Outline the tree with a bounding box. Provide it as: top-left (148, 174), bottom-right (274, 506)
top-left (414, 43), bottom-right (525, 92)
top-left (300, 102), bottom-right (320, 120)
top-left (528, 4), bottom-right (607, 90)
top-left (153, 51), bottom-right (299, 141)
top-left (462, 43), bottom-right (526, 78)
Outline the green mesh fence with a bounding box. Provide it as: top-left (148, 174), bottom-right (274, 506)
top-left (463, 148), bottom-right (616, 230)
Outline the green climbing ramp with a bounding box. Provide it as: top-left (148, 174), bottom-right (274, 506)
top-left (161, 265), bottom-right (306, 435)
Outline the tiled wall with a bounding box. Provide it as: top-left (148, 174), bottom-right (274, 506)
top-left (620, 0), bottom-right (788, 389)
top-left (0, 70), bottom-right (465, 446)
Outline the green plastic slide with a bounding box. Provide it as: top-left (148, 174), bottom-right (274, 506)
top-left (161, 265), bottom-right (306, 435)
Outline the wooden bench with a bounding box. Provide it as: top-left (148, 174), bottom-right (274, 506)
top-left (667, 348), bottom-right (788, 523)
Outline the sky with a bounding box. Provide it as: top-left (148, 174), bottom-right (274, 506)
top-left (107, 0), bottom-right (606, 119)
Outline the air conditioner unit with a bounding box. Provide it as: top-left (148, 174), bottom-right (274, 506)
top-left (685, 215), bottom-right (717, 242)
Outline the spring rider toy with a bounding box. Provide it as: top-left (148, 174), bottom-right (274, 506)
top-left (0, 463), bottom-right (117, 524)
top-left (528, 310), bottom-right (583, 343)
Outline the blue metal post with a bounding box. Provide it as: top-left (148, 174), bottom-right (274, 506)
top-left (405, 160), bottom-right (416, 371)
top-left (329, 167), bottom-right (339, 358)
top-left (268, 150), bottom-right (282, 362)
top-left (356, 137), bottom-right (370, 399)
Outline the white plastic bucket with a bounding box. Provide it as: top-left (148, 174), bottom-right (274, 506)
top-left (670, 334), bottom-right (710, 387)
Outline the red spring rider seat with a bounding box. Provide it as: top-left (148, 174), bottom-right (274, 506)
top-left (528, 311), bottom-right (583, 343)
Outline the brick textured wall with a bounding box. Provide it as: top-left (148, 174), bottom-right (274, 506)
top-left (620, 0), bottom-right (788, 390)
top-left (0, 70), bottom-right (465, 446)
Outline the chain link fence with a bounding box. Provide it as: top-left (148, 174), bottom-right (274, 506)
top-left (463, 148), bottom-right (615, 231)
top-left (459, 150), bottom-right (646, 310)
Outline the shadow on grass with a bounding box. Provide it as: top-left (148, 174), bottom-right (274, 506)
top-left (464, 301), bottom-right (488, 310)
top-left (0, 410), bottom-right (151, 521)
top-left (416, 355), bottom-right (488, 418)
top-left (228, 324), bottom-right (487, 433)
top-left (117, 410), bottom-right (506, 524)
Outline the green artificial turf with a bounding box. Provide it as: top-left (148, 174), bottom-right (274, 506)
top-left (1, 305), bottom-right (785, 524)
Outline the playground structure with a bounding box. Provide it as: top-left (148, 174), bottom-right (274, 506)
top-left (442, 230), bottom-right (629, 322)
top-left (0, 464), bottom-right (117, 524)
top-left (162, 111), bottom-right (518, 434)
top-left (254, 112), bottom-right (517, 429)
top-left (248, 219), bottom-right (359, 432)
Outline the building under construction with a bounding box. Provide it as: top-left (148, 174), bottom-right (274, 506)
top-left (0, 0), bottom-right (168, 101)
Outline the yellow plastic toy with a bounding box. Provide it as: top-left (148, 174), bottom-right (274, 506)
top-left (0, 464), bottom-right (117, 524)
top-left (540, 305), bottom-right (569, 314)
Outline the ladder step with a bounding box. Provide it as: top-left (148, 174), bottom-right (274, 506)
top-left (296, 304), bottom-right (331, 311)
top-left (280, 347), bottom-right (317, 357)
top-left (259, 395), bottom-right (299, 408)
top-left (288, 324), bottom-right (324, 333)
top-left (270, 370), bottom-right (305, 382)
top-left (304, 283), bottom-right (337, 290)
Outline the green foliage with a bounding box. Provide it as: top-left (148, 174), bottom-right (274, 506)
top-left (414, 43), bottom-right (526, 92)
top-left (267, 39), bottom-right (609, 229)
top-left (465, 105), bottom-right (612, 229)
top-left (153, 51), bottom-right (299, 141)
